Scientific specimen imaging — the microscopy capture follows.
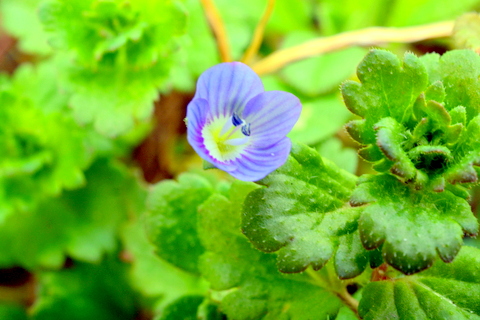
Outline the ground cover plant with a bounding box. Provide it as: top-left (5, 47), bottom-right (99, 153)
top-left (1, 0), bottom-right (480, 319)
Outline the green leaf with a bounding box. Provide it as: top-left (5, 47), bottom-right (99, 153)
top-left (288, 94), bottom-right (352, 145)
top-left (438, 50), bottom-right (480, 121)
top-left (0, 303), bottom-right (28, 320)
top-left (317, 0), bottom-right (389, 34)
top-left (40, 0), bottom-right (186, 68)
top-left (6, 60), bottom-right (70, 114)
top-left (351, 174), bottom-right (478, 275)
top-left (419, 52), bottom-right (442, 84)
top-left (39, 0), bottom-right (187, 136)
top-left (121, 219), bottom-right (207, 310)
top-left (2, 58), bottom-right (134, 156)
top-left (169, 0), bottom-right (219, 91)
top-left (318, 137), bottom-right (358, 175)
top-left (157, 295), bottom-right (204, 320)
top-left (0, 62), bottom-right (90, 218)
top-left (281, 31), bottom-right (367, 97)
top-left (199, 181), bottom-right (344, 320)
top-left (359, 246), bottom-right (480, 319)
top-left (343, 49), bottom-right (480, 190)
top-left (454, 12), bottom-right (480, 51)
top-left (0, 0), bottom-right (51, 55)
top-left (264, 0), bottom-right (312, 34)
top-left (67, 64), bottom-right (167, 137)
top-left (145, 173), bottom-right (215, 274)
top-left (342, 49), bottom-right (428, 144)
top-left (0, 159), bottom-right (145, 269)
top-left (242, 143), bottom-right (368, 278)
top-left (31, 256), bottom-right (137, 320)
top-left (386, 0), bottom-right (480, 27)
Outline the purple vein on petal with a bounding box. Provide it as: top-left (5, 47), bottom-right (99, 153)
top-left (186, 98), bottom-right (211, 162)
top-left (229, 138), bottom-right (292, 181)
top-left (243, 91), bottom-right (301, 146)
top-left (194, 62), bottom-right (264, 118)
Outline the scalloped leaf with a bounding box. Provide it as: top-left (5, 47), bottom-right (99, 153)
top-left (0, 0), bottom-right (51, 55)
top-left (157, 295), bottom-right (205, 320)
top-left (342, 49), bottom-right (428, 143)
top-left (67, 64), bottom-right (168, 137)
top-left (351, 174), bottom-right (478, 275)
top-left (40, 0), bottom-right (186, 68)
top-left (242, 143), bottom-right (369, 278)
top-left (145, 173), bottom-right (216, 275)
top-left (31, 256), bottom-right (137, 320)
top-left (0, 159), bottom-right (145, 269)
top-left (0, 62), bottom-right (89, 218)
top-left (344, 49), bottom-right (480, 191)
top-left (39, 0), bottom-right (187, 136)
top-left (440, 49), bottom-right (480, 122)
top-left (120, 219), bottom-right (207, 311)
top-left (359, 246), bottom-right (480, 319)
top-left (198, 181), bottom-right (344, 320)
top-left (454, 12), bottom-right (480, 52)
top-left (445, 115), bottom-right (480, 184)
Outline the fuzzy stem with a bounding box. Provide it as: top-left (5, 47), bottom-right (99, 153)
top-left (336, 287), bottom-right (360, 318)
top-left (306, 267), bottom-right (330, 290)
top-left (252, 20), bottom-right (454, 75)
top-left (306, 267), bottom-right (360, 319)
top-left (241, 0), bottom-right (276, 65)
top-left (200, 0), bottom-right (232, 62)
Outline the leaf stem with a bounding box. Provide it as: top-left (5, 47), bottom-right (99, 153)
top-left (337, 287), bottom-right (360, 318)
top-left (241, 0), bottom-right (276, 65)
top-left (306, 266), bottom-right (360, 318)
top-left (252, 20), bottom-right (454, 75)
top-left (306, 267), bottom-right (330, 290)
top-left (200, 0), bottom-right (232, 62)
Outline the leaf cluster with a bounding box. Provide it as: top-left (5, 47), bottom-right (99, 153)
top-left (0, 62), bottom-right (88, 218)
top-left (145, 173), bottom-right (346, 319)
top-left (39, 0), bottom-right (187, 136)
top-left (343, 49), bottom-right (480, 191)
top-left (146, 169), bottom-right (480, 320)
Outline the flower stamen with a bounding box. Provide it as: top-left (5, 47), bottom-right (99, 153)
top-left (202, 114), bottom-right (252, 162)
top-left (241, 123), bottom-right (251, 136)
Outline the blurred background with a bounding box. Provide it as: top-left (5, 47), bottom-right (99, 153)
top-left (0, 0), bottom-right (480, 319)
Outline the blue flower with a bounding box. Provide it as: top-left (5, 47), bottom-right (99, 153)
top-left (186, 62), bottom-right (302, 181)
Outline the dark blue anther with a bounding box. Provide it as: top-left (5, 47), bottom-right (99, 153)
top-left (232, 113), bottom-right (243, 126)
top-left (241, 123), bottom-right (251, 136)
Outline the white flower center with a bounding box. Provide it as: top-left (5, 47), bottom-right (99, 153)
top-left (202, 114), bottom-right (251, 162)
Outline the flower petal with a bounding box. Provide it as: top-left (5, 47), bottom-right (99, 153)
top-left (187, 98), bottom-right (236, 171)
top-left (228, 137), bottom-right (292, 181)
top-left (242, 91), bottom-right (301, 147)
top-left (194, 62), bottom-right (264, 119)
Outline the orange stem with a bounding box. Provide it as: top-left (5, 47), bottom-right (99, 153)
top-left (252, 21), bottom-right (454, 75)
top-left (241, 0), bottom-right (276, 65)
top-left (200, 0), bottom-right (232, 62)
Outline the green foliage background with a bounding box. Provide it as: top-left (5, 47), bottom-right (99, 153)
top-left (1, 0), bottom-right (480, 319)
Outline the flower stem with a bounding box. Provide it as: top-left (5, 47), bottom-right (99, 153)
top-left (200, 0), bottom-right (232, 62)
top-left (241, 0), bottom-right (276, 65)
top-left (252, 20), bottom-right (454, 75)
